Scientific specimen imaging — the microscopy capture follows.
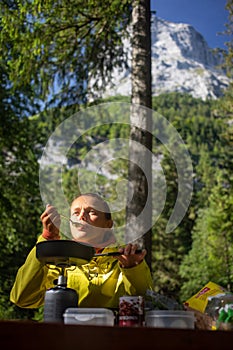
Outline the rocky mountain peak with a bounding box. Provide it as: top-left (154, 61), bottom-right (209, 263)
top-left (151, 17), bottom-right (220, 67)
top-left (95, 15), bottom-right (230, 101)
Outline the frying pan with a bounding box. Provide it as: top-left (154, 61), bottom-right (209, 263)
top-left (36, 240), bottom-right (95, 267)
top-left (36, 240), bottom-right (142, 267)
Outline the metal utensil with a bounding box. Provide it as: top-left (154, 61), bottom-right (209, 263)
top-left (60, 214), bottom-right (83, 228)
top-left (60, 215), bottom-right (143, 258)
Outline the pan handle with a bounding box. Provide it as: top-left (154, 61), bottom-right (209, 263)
top-left (94, 249), bottom-right (142, 257)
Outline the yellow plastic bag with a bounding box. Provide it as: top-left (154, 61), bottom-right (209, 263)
top-left (184, 281), bottom-right (227, 313)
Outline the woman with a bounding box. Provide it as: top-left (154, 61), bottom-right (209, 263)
top-left (10, 193), bottom-right (153, 309)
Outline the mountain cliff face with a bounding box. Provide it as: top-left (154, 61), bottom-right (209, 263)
top-left (97, 16), bottom-right (229, 100)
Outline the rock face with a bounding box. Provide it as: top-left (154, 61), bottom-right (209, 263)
top-left (97, 16), bottom-right (229, 100)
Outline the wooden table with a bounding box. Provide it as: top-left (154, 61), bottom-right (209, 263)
top-left (1, 320), bottom-right (233, 350)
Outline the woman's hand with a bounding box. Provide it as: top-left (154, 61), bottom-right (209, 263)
top-left (116, 243), bottom-right (146, 268)
top-left (41, 204), bottom-right (61, 240)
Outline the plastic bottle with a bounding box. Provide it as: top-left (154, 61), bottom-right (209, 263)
top-left (205, 293), bottom-right (233, 330)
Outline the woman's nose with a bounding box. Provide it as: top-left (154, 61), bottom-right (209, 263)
top-left (77, 208), bottom-right (87, 221)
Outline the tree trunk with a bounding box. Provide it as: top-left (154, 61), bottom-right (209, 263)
top-left (126, 0), bottom-right (152, 269)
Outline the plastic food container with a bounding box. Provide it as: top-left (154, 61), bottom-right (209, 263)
top-left (145, 310), bottom-right (195, 329)
top-left (63, 308), bottom-right (115, 326)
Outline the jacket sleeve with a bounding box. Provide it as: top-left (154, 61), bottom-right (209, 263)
top-left (120, 260), bottom-right (153, 295)
top-left (10, 235), bottom-right (58, 308)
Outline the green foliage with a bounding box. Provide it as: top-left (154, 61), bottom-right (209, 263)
top-left (0, 93), bottom-right (43, 319)
top-left (180, 170), bottom-right (233, 301)
top-left (151, 146), bottom-right (193, 299)
top-left (223, 0), bottom-right (233, 80)
top-left (0, 89), bottom-right (232, 318)
top-left (0, 0), bottom-right (232, 318)
top-left (176, 0), bottom-right (233, 299)
top-left (0, 0), bottom-right (132, 107)
top-left (149, 92), bottom-right (233, 301)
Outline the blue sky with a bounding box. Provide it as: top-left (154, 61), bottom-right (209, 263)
top-left (151, 0), bottom-right (229, 49)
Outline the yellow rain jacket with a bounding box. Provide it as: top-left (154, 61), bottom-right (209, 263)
top-left (10, 235), bottom-right (153, 309)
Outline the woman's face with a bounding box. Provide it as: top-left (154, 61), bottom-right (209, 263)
top-left (70, 195), bottom-right (113, 246)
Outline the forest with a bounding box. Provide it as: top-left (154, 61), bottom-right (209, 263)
top-left (1, 91), bottom-right (232, 320)
top-left (0, 0), bottom-right (232, 321)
